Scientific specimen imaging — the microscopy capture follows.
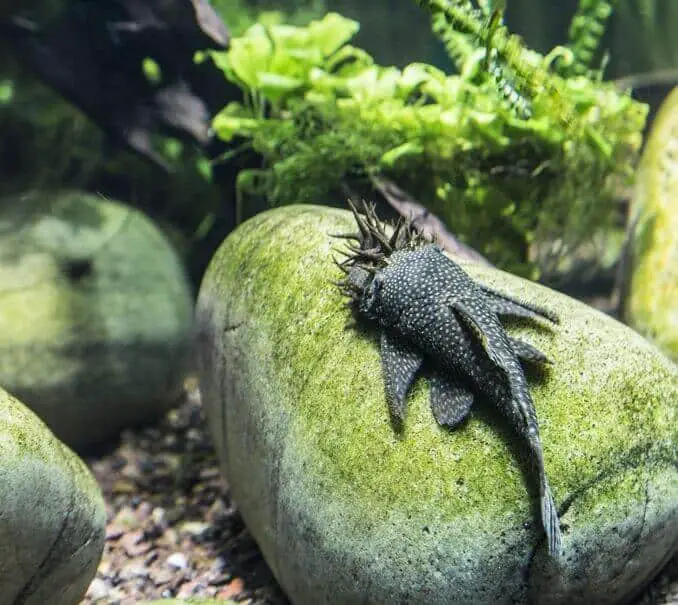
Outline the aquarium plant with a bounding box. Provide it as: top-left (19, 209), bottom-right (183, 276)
top-left (204, 0), bottom-right (647, 278)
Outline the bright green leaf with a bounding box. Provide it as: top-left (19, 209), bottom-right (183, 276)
top-left (0, 80), bottom-right (14, 104)
top-left (305, 12), bottom-right (360, 56)
top-left (257, 73), bottom-right (305, 101)
top-left (142, 57), bottom-right (162, 85)
top-left (213, 103), bottom-right (262, 142)
top-left (163, 138), bottom-right (182, 160)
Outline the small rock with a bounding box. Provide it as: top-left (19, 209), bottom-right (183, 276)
top-left (106, 586), bottom-right (129, 601)
top-left (112, 479), bottom-right (137, 494)
top-left (151, 568), bottom-right (175, 586)
top-left (144, 550), bottom-right (159, 566)
top-left (110, 506), bottom-right (140, 530)
top-left (118, 562), bottom-right (150, 582)
top-left (120, 529), bottom-right (151, 557)
top-left (205, 499), bottom-right (228, 524)
top-left (176, 579), bottom-right (209, 597)
top-left (152, 507), bottom-right (168, 528)
top-left (199, 468), bottom-right (221, 481)
top-left (204, 558), bottom-right (228, 586)
top-left (217, 578), bottom-right (245, 599)
top-left (96, 559), bottom-right (113, 577)
top-left (178, 521), bottom-right (210, 539)
top-left (105, 525), bottom-right (125, 541)
top-left (137, 502), bottom-right (154, 520)
top-left (85, 578), bottom-right (111, 601)
top-left (164, 528), bottom-right (181, 546)
top-left (165, 552), bottom-right (189, 570)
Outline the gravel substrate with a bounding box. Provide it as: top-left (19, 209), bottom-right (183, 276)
top-left (81, 379), bottom-right (678, 604)
top-left (82, 380), bottom-right (288, 605)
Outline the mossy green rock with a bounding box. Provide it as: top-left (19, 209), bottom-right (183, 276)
top-left (0, 387), bottom-right (105, 604)
top-left (624, 86), bottom-right (678, 361)
top-left (0, 190), bottom-right (193, 449)
top-left (196, 206), bottom-right (678, 605)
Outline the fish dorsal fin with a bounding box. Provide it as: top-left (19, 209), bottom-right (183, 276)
top-left (450, 299), bottom-right (512, 376)
top-left (380, 332), bottom-right (424, 423)
top-left (452, 300), bottom-right (538, 427)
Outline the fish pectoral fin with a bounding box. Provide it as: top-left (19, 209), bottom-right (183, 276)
top-left (380, 331), bottom-right (424, 422)
top-left (429, 374), bottom-right (474, 429)
top-left (450, 300), bottom-right (510, 374)
top-left (510, 337), bottom-right (553, 365)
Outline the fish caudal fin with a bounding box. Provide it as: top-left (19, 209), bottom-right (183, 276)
top-left (541, 481), bottom-right (562, 557)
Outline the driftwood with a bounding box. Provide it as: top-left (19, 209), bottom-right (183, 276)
top-left (370, 176), bottom-right (493, 266)
top-left (3, 0), bottom-right (230, 168)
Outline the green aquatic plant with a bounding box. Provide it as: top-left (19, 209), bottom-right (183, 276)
top-left (205, 4), bottom-right (646, 278)
top-left (558, 0), bottom-right (614, 77)
top-left (428, 0), bottom-right (534, 119)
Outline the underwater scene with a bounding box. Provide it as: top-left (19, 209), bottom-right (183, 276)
top-left (0, 1), bottom-right (677, 603)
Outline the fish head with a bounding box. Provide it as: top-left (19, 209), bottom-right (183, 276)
top-left (345, 263), bottom-right (385, 323)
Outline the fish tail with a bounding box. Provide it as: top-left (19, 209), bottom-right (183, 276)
top-left (540, 480), bottom-right (562, 557)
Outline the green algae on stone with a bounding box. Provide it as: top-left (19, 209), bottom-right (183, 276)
top-left (623, 86), bottom-right (678, 362)
top-left (0, 190), bottom-right (194, 449)
top-left (0, 386), bottom-right (105, 605)
top-left (196, 205), bottom-right (678, 605)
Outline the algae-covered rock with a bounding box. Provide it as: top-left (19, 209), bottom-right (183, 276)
top-left (623, 86), bottom-right (678, 361)
top-left (196, 205), bottom-right (678, 605)
top-left (0, 387), bottom-right (105, 604)
top-left (0, 190), bottom-right (193, 449)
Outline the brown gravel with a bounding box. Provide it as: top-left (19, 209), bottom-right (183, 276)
top-left (81, 380), bottom-right (288, 605)
top-left (81, 379), bottom-right (678, 604)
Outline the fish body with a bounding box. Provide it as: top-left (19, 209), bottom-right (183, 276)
top-left (337, 202), bottom-right (562, 556)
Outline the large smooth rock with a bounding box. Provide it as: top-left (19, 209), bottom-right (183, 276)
top-left (623, 86), bottom-right (678, 361)
top-left (0, 190), bottom-right (194, 449)
top-left (0, 387), bottom-right (105, 604)
top-left (196, 205), bottom-right (678, 605)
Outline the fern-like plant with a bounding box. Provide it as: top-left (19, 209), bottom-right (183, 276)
top-left (559, 0), bottom-right (615, 77)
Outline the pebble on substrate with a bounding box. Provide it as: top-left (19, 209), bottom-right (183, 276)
top-left (166, 552), bottom-right (190, 570)
top-left (85, 578), bottom-right (111, 602)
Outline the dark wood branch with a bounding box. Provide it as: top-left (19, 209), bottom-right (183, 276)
top-left (3, 0), bottom-right (230, 169)
top-left (370, 176), bottom-right (493, 266)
